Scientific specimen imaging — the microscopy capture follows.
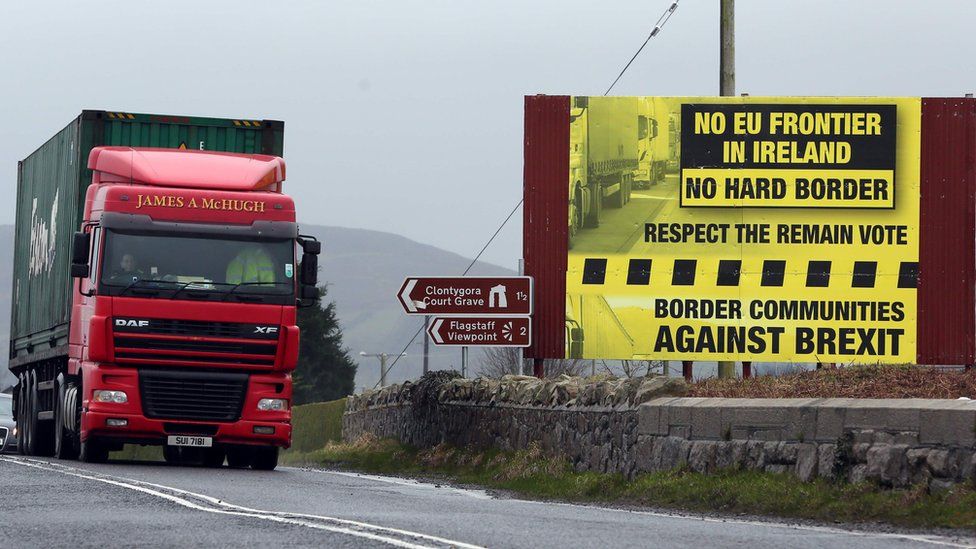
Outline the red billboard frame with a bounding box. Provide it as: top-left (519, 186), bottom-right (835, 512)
top-left (523, 95), bottom-right (976, 365)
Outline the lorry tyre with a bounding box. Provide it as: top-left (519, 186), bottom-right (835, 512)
top-left (226, 447), bottom-right (252, 468)
top-left (79, 436), bottom-right (109, 463)
top-left (30, 371), bottom-right (55, 457)
top-left (251, 446), bottom-right (279, 471)
top-left (584, 184), bottom-right (601, 228)
top-left (16, 373), bottom-right (27, 455)
top-left (53, 381), bottom-right (79, 460)
top-left (23, 371), bottom-right (37, 455)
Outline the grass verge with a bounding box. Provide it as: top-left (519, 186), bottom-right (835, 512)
top-left (281, 397), bottom-right (346, 465)
top-left (310, 434), bottom-right (976, 531)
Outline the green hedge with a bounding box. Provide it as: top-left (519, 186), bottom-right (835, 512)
top-left (287, 398), bottom-right (347, 454)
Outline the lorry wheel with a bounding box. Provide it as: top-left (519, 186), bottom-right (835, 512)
top-left (226, 447), bottom-right (252, 469)
top-left (23, 371), bottom-right (38, 455)
top-left (31, 372), bottom-right (55, 457)
top-left (16, 373), bottom-right (27, 455)
top-left (584, 186), bottom-right (601, 228)
top-left (250, 447), bottom-right (279, 471)
top-left (203, 447), bottom-right (226, 468)
top-left (79, 436), bottom-right (109, 463)
top-left (53, 381), bottom-right (79, 460)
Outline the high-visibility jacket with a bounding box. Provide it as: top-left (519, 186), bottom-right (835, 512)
top-left (226, 248), bottom-right (276, 284)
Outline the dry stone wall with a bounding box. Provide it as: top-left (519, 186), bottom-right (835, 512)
top-left (343, 374), bottom-right (976, 488)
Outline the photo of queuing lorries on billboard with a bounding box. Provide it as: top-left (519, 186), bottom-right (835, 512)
top-left (568, 96), bottom-right (680, 250)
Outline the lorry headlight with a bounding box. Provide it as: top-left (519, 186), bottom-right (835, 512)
top-left (93, 390), bottom-right (128, 404)
top-left (257, 398), bottom-right (287, 411)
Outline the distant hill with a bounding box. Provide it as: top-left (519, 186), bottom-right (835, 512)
top-left (298, 225), bottom-right (514, 389)
top-left (0, 224), bottom-right (512, 390)
top-left (0, 226), bottom-right (13, 389)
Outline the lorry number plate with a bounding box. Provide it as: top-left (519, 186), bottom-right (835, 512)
top-left (167, 435), bottom-right (213, 447)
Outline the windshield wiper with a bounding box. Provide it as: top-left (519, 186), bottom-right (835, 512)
top-left (117, 278), bottom-right (160, 297)
top-left (169, 281), bottom-right (217, 300)
top-left (221, 282), bottom-right (292, 303)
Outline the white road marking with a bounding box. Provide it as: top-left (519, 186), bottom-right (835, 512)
top-left (291, 467), bottom-right (493, 500)
top-left (295, 467), bottom-right (976, 548)
top-left (1, 456), bottom-right (485, 549)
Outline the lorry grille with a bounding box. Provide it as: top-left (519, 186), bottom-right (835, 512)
top-left (139, 369), bottom-right (248, 422)
top-left (113, 318), bottom-right (280, 367)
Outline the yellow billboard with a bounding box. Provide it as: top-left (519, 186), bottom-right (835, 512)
top-left (565, 97), bottom-right (919, 363)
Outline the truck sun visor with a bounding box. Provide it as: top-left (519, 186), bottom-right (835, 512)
top-left (99, 212), bottom-right (298, 239)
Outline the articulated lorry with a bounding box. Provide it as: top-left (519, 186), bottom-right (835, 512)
top-left (568, 96), bottom-right (638, 241)
top-left (633, 97), bottom-right (670, 189)
top-left (10, 110), bottom-right (320, 470)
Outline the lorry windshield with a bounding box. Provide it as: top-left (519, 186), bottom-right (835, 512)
top-left (99, 230), bottom-right (295, 304)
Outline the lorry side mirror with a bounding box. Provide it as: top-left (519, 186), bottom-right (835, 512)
top-left (71, 231), bottom-right (90, 266)
top-left (300, 239), bottom-right (321, 255)
top-left (71, 263), bottom-right (90, 278)
top-left (71, 232), bottom-right (91, 278)
top-left (300, 253), bottom-right (318, 286)
top-left (301, 285), bottom-right (318, 300)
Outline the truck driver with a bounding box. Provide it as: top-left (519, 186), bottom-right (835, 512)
top-left (225, 246), bottom-right (276, 285)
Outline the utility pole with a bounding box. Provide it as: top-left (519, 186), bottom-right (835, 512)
top-left (422, 315), bottom-right (430, 375)
top-left (720, 0), bottom-right (735, 97)
top-left (717, 0), bottom-right (736, 380)
top-left (360, 351), bottom-right (406, 388)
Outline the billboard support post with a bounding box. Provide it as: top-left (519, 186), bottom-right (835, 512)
top-left (682, 361), bottom-right (693, 382)
top-left (533, 358), bottom-right (544, 378)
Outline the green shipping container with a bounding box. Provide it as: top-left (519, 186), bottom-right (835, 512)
top-left (9, 110), bottom-right (285, 369)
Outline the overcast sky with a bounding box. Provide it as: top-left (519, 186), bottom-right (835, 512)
top-left (1, 1), bottom-right (974, 267)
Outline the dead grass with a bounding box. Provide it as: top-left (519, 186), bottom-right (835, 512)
top-left (689, 365), bottom-right (976, 399)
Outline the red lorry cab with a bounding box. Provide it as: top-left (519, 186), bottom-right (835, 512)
top-left (17, 145), bottom-right (319, 470)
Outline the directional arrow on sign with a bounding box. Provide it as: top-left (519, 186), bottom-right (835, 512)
top-left (398, 279), bottom-right (419, 312)
top-left (430, 318), bottom-right (445, 344)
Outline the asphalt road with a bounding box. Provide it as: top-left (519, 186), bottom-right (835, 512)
top-left (570, 179), bottom-right (676, 255)
top-left (2, 455), bottom-right (974, 548)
